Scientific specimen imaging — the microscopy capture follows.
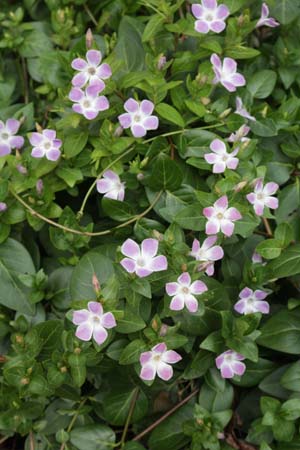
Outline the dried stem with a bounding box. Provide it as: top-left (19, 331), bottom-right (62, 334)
top-left (119, 388), bottom-right (139, 448)
top-left (262, 217), bottom-right (273, 237)
top-left (133, 389), bottom-right (198, 442)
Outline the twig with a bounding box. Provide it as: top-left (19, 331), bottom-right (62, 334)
top-left (262, 217), bottom-right (272, 237)
top-left (83, 3), bottom-right (98, 26)
top-left (60, 399), bottom-right (87, 450)
top-left (119, 388), bottom-right (139, 448)
top-left (168, 137), bottom-right (175, 160)
top-left (11, 189), bottom-right (163, 237)
top-left (133, 389), bottom-right (199, 441)
top-left (29, 431), bottom-right (35, 450)
top-left (21, 57), bottom-right (29, 104)
top-left (0, 436), bottom-right (9, 445)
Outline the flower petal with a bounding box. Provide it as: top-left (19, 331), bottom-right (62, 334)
top-left (93, 325), bottom-right (108, 345)
top-left (88, 301), bottom-right (103, 314)
top-left (178, 272), bottom-right (191, 286)
top-left (121, 238), bottom-right (140, 259)
top-left (71, 58), bottom-right (87, 71)
top-left (8, 136), bottom-right (24, 149)
top-left (75, 323), bottom-right (93, 341)
top-left (185, 294), bottom-right (199, 313)
top-left (191, 4), bottom-right (204, 19)
top-left (6, 119), bottom-right (20, 134)
top-left (46, 149), bottom-right (61, 161)
top-left (210, 20), bottom-right (226, 33)
top-left (0, 144), bottom-right (11, 156)
top-left (141, 238), bottom-right (158, 258)
top-left (220, 219), bottom-right (234, 237)
top-left (72, 71), bottom-right (89, 88)
top-left (69, 87), bottom-right (84, 102)
top-left (163, 350), bottom-right (182, 364)
top-left (190, 280), bottom-right (207, 295)
top-left (210, 139), bottom-right (226, 154)
top-left (157, 362), bottom-right (173, 381)
top-left (124, 98), bottom-right (139, 113)
top-left (97, 63), bottom-right (112, 79)
top-left (232, 361), bottom-right (246, 376)
top-left (220, 363), bottom-right (234, 378)
top-left (150, 255), bottom-right (168, 272)
top-left (131, 124), bottom-right (147, 138)
top-left (73, 310), bottom-right (89, 325)
top-left (195, 20), bottom-right (210, 33)
top-left (226, 207), bottom-right (242, 221)
top-left (170, 294), bottom-right (185, 311)
top-left (120, 258), bottom-right (136, 273)
top-left (140, 99), bottom-right (154, 115)
top-left (263, 182), bottom-right (279, 196)
top-left (216, 4), bottom-right (229, 19)
top-left (31, 147), bottom-right (45, 158)
top-left (118, 113), bottom-right (132, 128)
top-left (143, 116), bottom-right (159, 130)
top-left (140, 351), bottom-right (152, 365)
top-left (101, 312), bottom-right (116, 329)
top-left (206, 219), bottom-right (220, 235)
top-left (96, 178), bottom-right (113, 194)
top-left (206, 245), bottom-right (224, 261)
top-left (140, 363), bottom-right (156, 380)
top-left (86, 49), bottom-right (102, 66)
top-left (166, 282), bottom-right (179, 296)
top-left (203, 0), bottom-right (217, 9)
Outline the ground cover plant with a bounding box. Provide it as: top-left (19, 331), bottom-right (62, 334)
top-left (0, 0), bottom-right (300, 449)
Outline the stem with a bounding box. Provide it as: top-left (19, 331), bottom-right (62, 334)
top-left (120, 388), bottom-right (139, 448)
top-left (133, 389), bottom-right (199, 442)
top-left (0, 436), bottom-right (9, 445)
top-left (21, 57), bottom-right (29, 104)
top-left (60, 399), bottom-right (87, 450)
top-left (77, 146), bottom-right (135, 219)
top-left (11, 189), bottom-right (163, 237)
top-left (262, 217), bottom-right (272, 237)
top-left (29, 431), bottom-right (35, 450)
top-left (143, 129), bottom-right (185, 144)
top-left (83, 3), bottom-right (98, 26)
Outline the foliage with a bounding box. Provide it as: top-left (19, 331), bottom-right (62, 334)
top-left (0, 0), bottom-right (300, 449)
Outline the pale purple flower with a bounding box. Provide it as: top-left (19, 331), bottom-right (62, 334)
top-left (0, 119), bottom-right (24, 156)
top-left (191, 0), bottom-right (229, 34)
top-left (120, 238), bottom-right (167, 278)
top-left (69, 84), bottom-right (109, 120)
top-left (140, 342), bottom-right (182, 381)
top-left (166, 272), bottom-right (207, 313)
top-left (118, 98), bottom-right (159, 138)
top-left (204, 139), bottom-right (239, 173)
top-left (234, 287), bottom-right (269, 315)
top-left (72, 301), bottom-right (116, 346)
top-left (211, 54), bottom-right (246, 92)
top-left (256, 3), bottom-right (279, 28)
top-left (190, 236), bottom-right (224, 276)
top-left (96, 170), bottom-right (125, 201)
top-left (203, 196), bottom-right (242, 237)
top-left (71, 49), bottom-right (112, 88)
top-left (228, 125), bottom-right (251, 144)
top-left (252, 251), bottom-right (266, 266)
top-left (246, 179), bottom-right (279, 216)
top-left (29, 129), bottom-right (62, 161)
top-left (235, 97), bottom-right (256, 121)
top-left (16, 164), bottom-right (27, 175)
top-left (0, 202), bottom-right (7, 212)
top-left (216, 350), bottom-right (246, 379)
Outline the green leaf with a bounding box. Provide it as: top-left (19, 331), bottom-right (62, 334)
top-left (119, 339), bottom-right (147, 365)
top-left (199, 369), bottom-right (234, 412)
top-left (56, 166), bottom-right (83, 188)
top-left (64, 130), bottom-right (89, 159)
top-left (102, 387), bottom-right (148, 426)
top-left (174, 205), bottom-right (205, 231)
top-left (226, 46), bottom-right (260, 59)
top-left (274, 223), bottom-right (294, 247)
top-left (256, 239), bottom-right (282, 260)
top-left (0, 238), bottom-right (35, 314)
top-left (156, 103), bottom-right (185, 127)
top-left (268, 244), bottom-right (300, 279)
top-left (115, 16), bottom-right (145, 76)
top-left (250, 119), bottom-right (277, 137)
top-left (258, 309), bottom-right (300, 354)
top-left (116, 308), bottom-right (146, 333)
top-left (280, 361), bottom-right (300, 392)
top-left (68, 353), bottom-right (86, 387)
top-left (147, 154), bottom-right (183, 191)
top-left (70, 250), bottom-right (114, 300)
top-left (281, 399), bottom-right (300, 420)
top-left (70, 425), bottom-right (115, 450)
top-left (270, 0), bottom-right (300, 25)
top-left (102, 198), bottom-right (135, 222)
top-left (247, 71), bottom-right (277, 99)
top-left (142, 14), bottom-right (165, 42)
top-left (33, 320), bottom-right (63, 360)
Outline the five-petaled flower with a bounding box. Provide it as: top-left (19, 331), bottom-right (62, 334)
top-left (0, 119), bottom-right (24, 157)
top-left (29, 129), bottom-right (62, 161)
top-left (69, 84), bottom-right (109, 120)
top-left (235, 97), bottom-right (256, 121)
top-left (72, 301), bottom-right (116, 345)
top-left (216, 350), bottom-right (246, 379)
top-left (203, 196), bottom-right (242, 237)
top-left (256, 3), bottom-right (279, 28)
top-left (118, 98), bottom-right (159, 138)
top-left (166, 272), bottom-right (207, 313)
top-left (71, 49), bottom-right (112, 89)
top-left (191, 0), bottom-right (229, 34)
top-left (140, 343), bottom-right (182, 381)
top-left (228, 125), bottom-right (250, 144)
top-left (190, 236), bottom-right (224, 276)
top-left (96, 170), bottom-right (125, 201)
top-left (246, 179), bottom-right (279, 216)
top-left (234, 287), bottom-right (270, 315)
top-left (120, 238), bottom-right (167, 278)
top-left (211, 54), bottom-right (246, 92)
top-left (204, 139), bottom-right (239, 173)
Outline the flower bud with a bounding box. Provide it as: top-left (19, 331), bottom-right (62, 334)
top-left (74, 347), bottom-right (81, 354)
top-left (16, 164), bottom-right (27, 175)
top-left (159, 324), bottom-right (169, 336)
top-left (20, 377), bottom-right (30, 385)
top-left (234, 180), bottom-right (248, 193)
top-left (137, 173), bottom-right (144, 181)
top-left (200, 97), bottom-right (211, 105)
top-left (113, 125), bottom-right (123, 137)
top-left (86, 28), bottom-right (93, 49)
top-left (92, 273), bottom-right (101, 294)
top-left (157, 55), bottom-right (167, 70)
top-left (36, 179), bottom-right (44, 196)
top-left (219, 108), bottom-right (232, 119)
top-left (0, 202), bottom-right (7, 212)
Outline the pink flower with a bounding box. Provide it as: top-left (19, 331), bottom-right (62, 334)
top-left (203, 196), bottom-right (242, 237)
top-left (192, 0), bottom-right (229, 34)
top-left (69, 84), bottom-right (109, 120)
top-left (234, 287), bottom-right (270, 315)
top-left (29, 129), bottom-right (62, 161)
top-left (235, 97), bottom-right (256, 121)
top-left (72, 301), bottom-right (116, 345)
top-left (252, 251), bottom-right (266, 266)
top-left (211, 54), bottom-right (246, 92)
top-left (166, 272), bottom-right (207, 313)
top-left (71, 49), bottom-right (112, 88)
top-left (96, 170), bottom-right (125, 201)
top-left (190, 236), bottom-right (224, 276)
top-left (0, 119), bottom-right (24, 156)
top-left (215, 350), bottom-right (246, 378)
top-left (256, 3), bottom-right (279, 28)
top-left (0, 202), bottom-right (7, 212)
top-left (204, 139), bottom-right (239, 173)
top-left (140, 343), bottom-right (182, 381)
top-left (246, 179), bottom-right (279, 216)
top-left (228, 125), bottom-right (250, 144)
top-left (120, 238), bottom-right (167, 278)
top-left (118, 98), bottom-right (159, 138)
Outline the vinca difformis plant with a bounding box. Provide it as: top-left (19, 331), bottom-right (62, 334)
top-left (0, 0), bottom-right (300, 449)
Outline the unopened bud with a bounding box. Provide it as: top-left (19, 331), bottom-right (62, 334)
top-left (114, 125), bottom-right (123, 137)
top-left (181, 263), bottom-right (187, 272)
top-left (35, 122), bottom-right (43, 132)
top-left (15, 335), bottom-right (24, 344)
top-left (16, 164), bottom-right (27, 175)
top-left (234, 180), bottom-right (247, 192)
top-left (27, 367), bottom-right (33, 375)
top-left (159, 324), bottom-right (168, 337)
top-left (219, 108), bottom-right (232, 119)
top-left (20, 377), bottom-right (30, 385)
top-left (237, 14), bottom-right (245, 26)
top-left (196, 419), bottom-right (204, 426)
top-left (217, 432), bottom-right (225, 440)
top-left (200, 97), bottom-right (211, 105)
top-left (92, 274), bottom-right (101, 294)
top-left (152, 318), bottom-right (159, 331)
top-left (197, 262), bottom-right (211, 273)
top-left (74, 347), bottom-right (81, 354)
top-left (140, 157), bottom-right (149, 168)
top-left (196, 73), bottom-right (208, 86)
top-left (60, 366), bottom-right (67, 373)
top-left (157, 55), bottom-right (167, 70)
top-left (152, 230), bottom-right (163, 241)
top-left (86, 28), bottom-right (93, 49)
top-left (0, 202), bottom-right (7, 212)
top-left (137, 173), bottom-right (144, 181)
top-left (36, 179), bottom-right (44, 196)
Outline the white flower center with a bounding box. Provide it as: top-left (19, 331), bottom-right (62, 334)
top-left (222, 155), bottom-right (228, 161)
top-left (205, 13), bottom-right (214, 21)
top-left (44, 142), bottom-right (51, 150)
top-left (257, 193), bottom-right (264, 200)
top-left (134, 114), bottom-right (142, 123)
top-left (181, 286), bottom-right (190, 294)
top-left (137, 257), bottom-right (146, 267)
top-left (92, 315), bottom-right (100, 323)
top-left (225, 354), bottom-right (233, 362)
top-left (153, 354), bottom-right (162, 363)
top-left (88, 67), bottom-right (96, 75)
top-left (217, 212), bottom-right (223, 220)
top-left (83, 100), bottom-right (91, 108)
top-left (1, 132), bottom-right (9, 140)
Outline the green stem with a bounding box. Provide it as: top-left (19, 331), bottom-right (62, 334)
top-left (60, 399), bottom-right (87, 450)
top-left (77, 146), bottom-right (135, 219)
top-left (120, 388), bottom-right (139, 448)
top-left (83, 3), bottom-right (98, 26)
